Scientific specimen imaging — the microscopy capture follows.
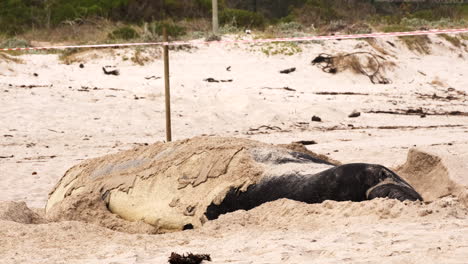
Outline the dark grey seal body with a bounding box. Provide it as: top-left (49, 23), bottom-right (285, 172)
top-left (206, 158), bottom-right (422, 220)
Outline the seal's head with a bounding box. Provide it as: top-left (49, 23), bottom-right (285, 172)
top-left (367, 182), bottom-right (423, 201)
top-left (364, 166), bottom-right (423, 201)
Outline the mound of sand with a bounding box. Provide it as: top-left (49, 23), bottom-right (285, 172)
top-left (2, 197), bottom-right (467, 264)
top-left (0, 201), bottom-right (44, 224)
top-left (396, 148), bottom-right (468, 207)
top-left (45, 137), bottom-right (334, 233)
top-left (203, 197), bottom-right (468, 233)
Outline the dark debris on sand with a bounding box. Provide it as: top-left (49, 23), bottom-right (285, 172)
top-left (168, 252), bottom-right (211, 264)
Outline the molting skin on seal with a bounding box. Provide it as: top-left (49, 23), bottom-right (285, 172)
top-left (205, 163), bottom-right (423, 220)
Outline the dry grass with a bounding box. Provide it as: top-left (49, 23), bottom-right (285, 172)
top-left (399, 35), bottom-right (431, 54)
top-left (19, 18), bottom-right (208, 45)
top-left (131, 49), bottom-right (147, 66)
top-left (177, 18), bottom-right (211, 32)
top-left (59, 48), bottom-right (120, 64)
top-left (259, 42), bottom-right (303, 56)
top-left (365, 38), bottom-right (391, 56)
top-left (381, 60), bottom-right (397, 72)
top-left (58, 48), bottom-right (87, 64)
top-left (334, 53), bottom-right (379, 75)
top-left (0, 52), bottom-right (24, 64)
top-left (58, 46), bottom-right (162, 65)
top-left (20, 19), bottom-right (117, 44)
top-left (439, 34), bottom-right (462, 48)
top-left (130, 48), bottom-right (162, 66)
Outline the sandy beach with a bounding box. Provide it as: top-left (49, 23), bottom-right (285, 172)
top-left (1, 34), bottom-right (467, 263)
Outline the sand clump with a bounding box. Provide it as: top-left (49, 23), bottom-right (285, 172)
top-left (0, 201), bottom-right (45, 224)
top-left (396, 148), bottom-right (468, 207)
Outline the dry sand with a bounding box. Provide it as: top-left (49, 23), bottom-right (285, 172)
top-left (1, 34), bottom-right (468, 263)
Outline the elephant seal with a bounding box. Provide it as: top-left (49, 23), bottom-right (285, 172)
top-left (205, 163), bottom-right (422, 220)
top-left (45, 137), bottom-right (422, 233)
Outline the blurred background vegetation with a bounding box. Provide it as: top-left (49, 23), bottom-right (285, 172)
top-left (0, 0), bottom-right (467, 41)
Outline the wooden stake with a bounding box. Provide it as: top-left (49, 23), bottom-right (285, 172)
top-left (212, 0), bottom-right (219, 34)
top-left (163, 27), bottom-right (172, 142)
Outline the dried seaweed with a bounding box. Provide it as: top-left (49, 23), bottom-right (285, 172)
top-left (312, 52), bottom-right (390, 84)
top-left (168, 252), bottom-right (211, 264)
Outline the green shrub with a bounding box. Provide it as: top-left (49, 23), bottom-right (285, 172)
top-left (0, 0), bottom-right (41, 35)
top-left (108, 26), bottom-right (140, 40)
top-left (326, 20), bottom-right (347, 32)
top-left (219, 24), bottom-right (241, 34)
top-left (205, 34), bottom-right (221, 42)
top-left (277, 21), bottom-right (302, 33)
top-left (370, 15), bottom-right (402, 25)
top-left (460, 5), bottom-right (468, 18)
top-left (400, 17), bottom-right (467, 29)
top-left (0, 38), bottom-right (30, 49)
top-left (291, 0), bottom-right (342, 26)
top-left (220, 8), bottom-right (265, 28)
top-left (412, 10), bottom-right (438, 21)
top-left (51, 3), bottom-right (77, 25)
top-left (259, 42), bottom-right (302, 56)
top-left (149, 21), bottom-right (186, 37)
top-left (429, 18), bottom-right (466, 28)
top-left (187, 31), bottom-right (206, 39)
top-left (401, 18), bottom-right (430, 28)
top-left (382, 24), bottom-right (414, 33)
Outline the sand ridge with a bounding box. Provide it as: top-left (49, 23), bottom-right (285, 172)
top-left (1, 197), bottom-right (467, 263)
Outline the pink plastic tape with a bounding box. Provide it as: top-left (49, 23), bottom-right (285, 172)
top-left (1, 28), bottom-right (467, 51)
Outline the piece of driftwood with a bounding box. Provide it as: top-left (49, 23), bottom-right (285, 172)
top-left (280, 67), bottom-right (296, 74)
top-left (168, 252), bottom-right (211, 264)
top-left (261, 87), bottom-right (296, 92)
top-left (204, 78), bottom-right (233, 83)
top-left (14, 84), bottom-right (50, 89)
top-left (365, 109), bottom-right (468, 116)
top-left (293, 140), bottom-right (317, 145)
top-left (314, 92), bottom-right (369, 95)
top-left (102, 66), bottom-right (120, 76)
top-left (248, 125), bottom-right (282, 131)
top-left (348, 111), bottom-right (361, 118)
top-left (145, 76), bottom-right (161, 80)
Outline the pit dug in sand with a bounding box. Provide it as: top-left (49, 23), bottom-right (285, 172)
top-left (46, 137), bottom-right (424, 234)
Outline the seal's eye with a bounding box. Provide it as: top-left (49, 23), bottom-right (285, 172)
top-left (380, 169), bottom-right (389, 180)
